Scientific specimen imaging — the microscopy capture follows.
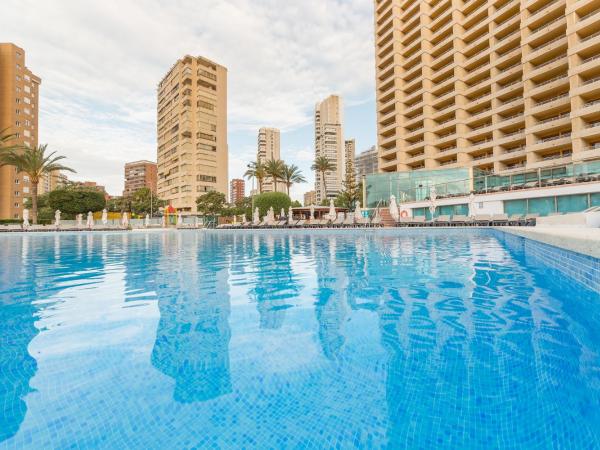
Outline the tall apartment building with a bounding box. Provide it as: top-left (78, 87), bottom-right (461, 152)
top-left (157, 55), bottom-right (228, 213)
top-left (257, 127), bottom-right (281, 192)
top-left (304, 190), bottom-right (317, 206)
top-left (230, 178), bottom-right (245, 204)
top-left (123, 160), bottom-right (157, 197)
top-left (0, 43), bottom-right (41, 219)
top-left (374, 0), bottom-right (600, 175)
top-left (345, 139), bottom-right (356, 166)
top-left (314, 95), bottom-right (345, 203)
top-left (355, 145), bottom-right (379, 178)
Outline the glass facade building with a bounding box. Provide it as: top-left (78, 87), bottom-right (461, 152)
top-left (365, 168), bottom-right (473, 207)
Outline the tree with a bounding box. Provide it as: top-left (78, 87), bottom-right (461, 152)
top-left (253, 192), bottom-right (291, 217)
top-left (48, 187), bottom-right (105, 218)
top-left (106, 196), bottom-right (127, 213)
top-left (264, 159), bottom-right (285, 192)
top-left (226, 196), bottom-right (252, 219)
top-left (129, 187), bottom-right (166, 216)
top-left (281, 163), bottom-right (306, 196)
top-left (340, 158), bottom-right (360, 209)
top-left (196, 191), bottom-right (227, 216)
top-left (0, 128), bottom-right (21, 154)
top-left (0, 144), bottom-right (75, 223)
top-left (244, 160), bottom-right (267, 194)
top-left (311, 156), bottom-right (336, 201)
top-left (291, 200), bottom-right (302, 208)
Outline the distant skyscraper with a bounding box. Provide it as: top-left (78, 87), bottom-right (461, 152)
top-left (0, 43), bottom-right (41, 219)
top-left (304, 190), bottom-right (316, 206)
top-left (123, 160), bottom-right (157, 197)
top-left (257, 127), bottom-right (281, 192)
top-left (355, 146), bottom-right (378, 179)
top-left (344, 139), bottom-right (356, 166)
top-left (229, 178), bottom-right (245, 204)
top-left (156, 55), bottom-right (228, 213)
top-left (314, 95), bottom-right (345, 203)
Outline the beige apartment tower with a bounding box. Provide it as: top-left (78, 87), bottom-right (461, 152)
top-left (157, 55), bottom-right (228, 213)
top-left (315, 95), bottom-right (345, 203)
top-left (257, 127), bottom-right (281, 192)
top-left (374, 0), bottom-right (600, 174)
top-left (0, 43), bottom-right (41, 219)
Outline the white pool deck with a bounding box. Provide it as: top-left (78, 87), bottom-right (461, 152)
top-left (500, 227), bottom-right (600, 259)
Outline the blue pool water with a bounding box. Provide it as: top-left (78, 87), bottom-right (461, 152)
top-left (0, 229), bottom-right (599, 449)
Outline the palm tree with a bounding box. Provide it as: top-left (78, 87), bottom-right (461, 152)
top-left (0, 128), bottom-right (20, 153)
top-left (244, 160), bottom-right (267, 193)
top-left (311, 156), bottom-right (336, 201)
top-left (0, 144), bottom-right (75, 224)
top-left (281, 163), bottom-right (306, 196)
top-left (264, 158), bottom-right (285, 192)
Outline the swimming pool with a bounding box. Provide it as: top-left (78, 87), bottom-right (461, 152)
top-left (0, 229), bottom-right (598, 449)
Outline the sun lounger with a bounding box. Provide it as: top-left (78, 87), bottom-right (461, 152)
top-left (331, 216), bottom-right (345, 228)
top-left (508, 215), bottom-right (522, 226)
top-left (7, 224), bottom-right (23, 232)
top-left (450, 215), bottom-right (472, 226)
top-left (295, 219), bottom-right (306, 228)
top-left (371, 216), bottom-right (382, 227)
top-left (524, 213), bottom-right (539, 226)
top-left (408, 216), bottom-right (426, 227)
top-left (395, 217), bottom-right (410, 227)
top-left (473, 214), bottom-right (492, 226)
top-left (342, 216), bottom-right (355, 227)
top-left (434, 215), bottom-right (451, 226)
top-left (490, 214), bottom-right (509, 226)
top-left (356, 217), bottom-right (370, 227)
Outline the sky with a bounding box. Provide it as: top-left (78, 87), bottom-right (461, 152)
top-left (3, 0), bottom-right (377, 201)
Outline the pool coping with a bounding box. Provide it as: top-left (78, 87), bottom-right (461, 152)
top-left (496, 227), bottom-right (600, 259)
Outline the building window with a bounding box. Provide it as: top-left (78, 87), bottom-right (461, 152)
top-left (14, 203), bottom-right (19, 208)
top-left (14, 191), bottom-right (20, 196)
top-left (15, 121), bottom-right (20, 127)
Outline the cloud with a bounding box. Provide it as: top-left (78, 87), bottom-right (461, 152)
top-left (2, 0), bottom-right (375, 196)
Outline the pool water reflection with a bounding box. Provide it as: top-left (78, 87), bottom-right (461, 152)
top-left (0, 230), bottom-right (599, 449)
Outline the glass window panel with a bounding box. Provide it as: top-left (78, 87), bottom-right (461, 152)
top-left (591, 193), bottom-right (600, 207)
top-left (528, 197), bottom-right (555, 216)
top-left (505, 199), bottom-right (527, 216)
top-left (557, 195), bottom-right (589, 214)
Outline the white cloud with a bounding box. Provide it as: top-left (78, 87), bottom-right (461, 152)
top-left (2, 0), bottom-right (374, 196)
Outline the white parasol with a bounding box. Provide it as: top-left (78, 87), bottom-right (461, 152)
top-left (253, 207), bottom-right (260, 225)
top-left (54, 210), bottom-right (61, 228)
top-left (22, 209), bottom-right (30, 228)
top-left (354, 201), bottom-right (363, 221)
top-left (101, 208), bottom-right (108, 225)
top-left (86, 211), bottom-right (94, 229)
top-left (328, 199), bottom-right (335, 221)
top-left (389, 195), bottom-right (399, 221)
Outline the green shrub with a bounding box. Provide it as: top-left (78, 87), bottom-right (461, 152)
top-left (48, 188), bottom-right (106, 217)
top-left (253, 192), bottom-right (291, 217)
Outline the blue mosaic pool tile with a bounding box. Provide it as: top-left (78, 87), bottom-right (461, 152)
top-left (498, 230), bottom-right (600, 293)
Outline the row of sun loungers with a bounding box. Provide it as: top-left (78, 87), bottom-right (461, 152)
top-left (217, 216), bottom-right (383, 229)
top-left (0, 224), bottom-right (128, 232)
top-left (391, 213), bottom-right (538, 227)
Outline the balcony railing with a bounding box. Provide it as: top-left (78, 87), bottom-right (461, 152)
top-left (538, 132), bottom-right (571, 143)
top-left (536, 93), bottom-right (569, 106)
top-left (581, 29), bottom-right (600, 43)
top-left (538, 112), bottom-right (570, 124)
top-left (583, 75), bottom-right (600, 86)
top-left (533, 54), bottom-right (567, 70)
top-left (530, 16), bottom-right (564, 34)
top-left (536, 75), bottom-right (568, 87)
